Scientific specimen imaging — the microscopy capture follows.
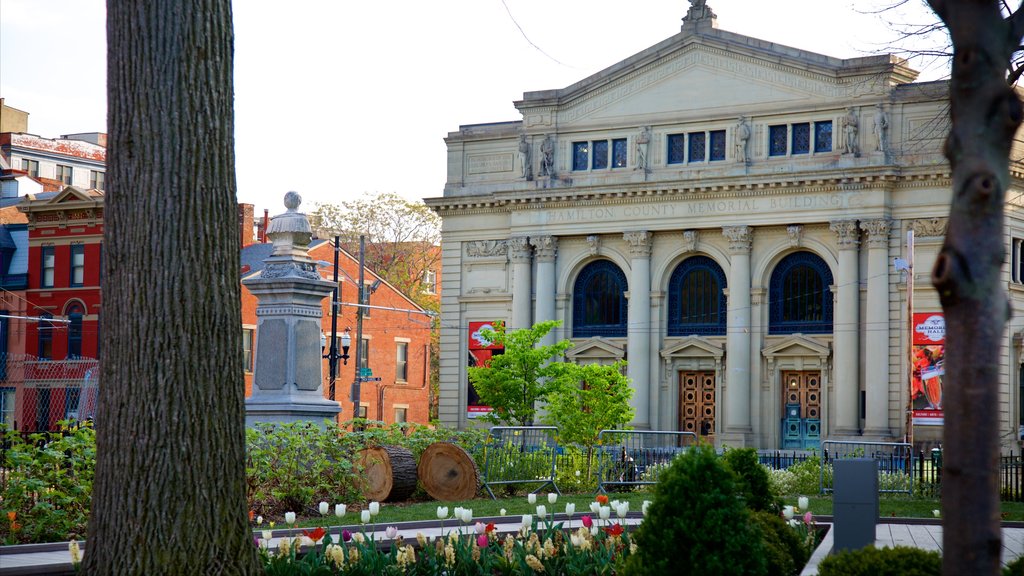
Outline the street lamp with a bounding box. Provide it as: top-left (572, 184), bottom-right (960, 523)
top-left (338, 327), bottom-right (352, 365)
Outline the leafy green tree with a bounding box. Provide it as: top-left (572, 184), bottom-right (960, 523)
top-left (467, 320), bottom-right (575, 426)
top-left (543, 360), bottom-right (634, 479)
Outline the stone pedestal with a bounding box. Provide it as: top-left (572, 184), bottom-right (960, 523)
top-left (245, 192), bottom-right (340, 427)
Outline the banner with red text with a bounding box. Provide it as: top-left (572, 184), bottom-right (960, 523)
top-left (912, 312), bottom-right (945, 426)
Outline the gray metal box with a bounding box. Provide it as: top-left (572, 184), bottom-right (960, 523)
top-left (832, 458), bottom-right (878, 552)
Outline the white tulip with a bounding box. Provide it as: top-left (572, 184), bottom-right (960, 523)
top-left (361, 510), bottom-right (371, 524)
top-left (642, 500), bottom-right (652, 516)
top-left (335, 504), bottom-right (346, 518)
top-left (262, 529), bottom-right (273, 540)
top-left (798, 496), bottom-right (809, 511)
top-left (590, 526), bottom-right (599, 537)
top-left (319, 501), bottom-right (329, 516)
top-left (527, 493), bottom-right (537, 504)
top-left (548, 493), bottom-right (558, 504)
top-left (285, 512), bottom-right (296, 524)
top-left (256, 515), bottom-right (263, 526)
top-left (536, 505), bottom-right (547, 518)
top-left (521, 514), bottom-right (533, 529)
top-left (788, 519), bottom-right (799, 528)
top-left (437, 506), bottom-right (449, 519)
top-left (589, 502), bottom-right (601, 514)
top-left (570, 533), bottom-right (583, 547)
top-left (783, 506), bottom-right (795, 520)
top-left (461, 508), bottom-right (473, 523)
top-left (599, 506), bottom-right (610, 520)
top-left (499, 508), bottom-right (507, 516)
top-left (616, 502), bottom-right (629, 518)
top-left (369, 501), bottom-right (380, 516)
top-left (565, 503), bottom-right (576, 516)
top-left (933, 509), bottom-right (941, 518)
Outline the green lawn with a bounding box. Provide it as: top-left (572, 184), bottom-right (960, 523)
top-left (262, 490), bottom-right (1024, 529)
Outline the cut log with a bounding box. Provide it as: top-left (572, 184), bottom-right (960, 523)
top-left (356, 445), bottom-right (418, 502)
top-left (418, 442), bottom-right (480, 501)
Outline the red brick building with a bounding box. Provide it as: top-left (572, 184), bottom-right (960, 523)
top-left (241, 238), bottom-right (432, 426)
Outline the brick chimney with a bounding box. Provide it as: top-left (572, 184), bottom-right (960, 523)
top-left (238, 203), bottom-right (255, 247)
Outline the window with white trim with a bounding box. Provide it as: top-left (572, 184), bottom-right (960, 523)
top-left (396, 342), bottom-right (408, 382)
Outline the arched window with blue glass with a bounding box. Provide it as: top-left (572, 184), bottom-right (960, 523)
top-left (572, 260), bottom-right (628, 338)
top-left (66, 303), bottom-right (84, 359)
top-left (667, 256), bottom-right (727, 336)
top-left (769, 251), bottom-right (834, 334)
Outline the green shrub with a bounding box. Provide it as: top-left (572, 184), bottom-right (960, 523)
top-left (818, 546), bottom-right (941, 576)
top-left (723, 447), bottom-right (780, 512)
top-left (751, 510), bottom-right (808, 576)
top-left (0, 422), bottom-right (95, 544)
top-left (1005, 555), bottom-right (1024, 576)
top-left (624, 445), bottom-right (767, 576)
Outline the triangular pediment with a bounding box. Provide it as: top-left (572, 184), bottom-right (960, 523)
top-left (661, 336), bottom-right (723, 360)
top-left (518, 27), bottom-right (915, 129)
top-left (567, 337), bottom-right (624, 360)
top-left (762, 335), bottom-right (831, 360)
top-left (47, 186), bottom-right (100, 204)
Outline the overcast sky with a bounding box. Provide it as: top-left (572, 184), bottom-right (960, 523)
top-left (1, 0), bottom-right (944, 215)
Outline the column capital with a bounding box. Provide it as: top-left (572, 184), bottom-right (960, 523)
top-left (623, 230), bottom-right (653, 258)
top-left (508, 236), bottom-right (533, 263)
top-left (860, 219), bottom-right (891, 248)
top-left (829, 219), bottom-right (861, 250)
top-left (722, 225), bottom-right (753, 253)
top-left (681, 230), bottom-right (699, 254)
top-left (530, 235), bottom-right (558, 263)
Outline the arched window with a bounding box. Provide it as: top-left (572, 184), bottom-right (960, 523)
top-left (573, 260), bottom-right (628, 338)
top-left (769, 252), bottom-right (834, 334)
top-left (667, 256), bottom-right (727, 336)
top-left (66, 303), bottom-right (84, 359)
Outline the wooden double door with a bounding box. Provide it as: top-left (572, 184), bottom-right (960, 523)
top-left (679, 371), bottom-right (715, 441)
top-left (781, 370), bottom-right (821, 449)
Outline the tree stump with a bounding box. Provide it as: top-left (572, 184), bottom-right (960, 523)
top-left (418, 442), bottom-right (480, 501)
top-left (356, 445), bottom-right (418, 502)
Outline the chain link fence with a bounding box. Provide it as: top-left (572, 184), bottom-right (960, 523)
top-left (1, 353), bottom-right (99, 431)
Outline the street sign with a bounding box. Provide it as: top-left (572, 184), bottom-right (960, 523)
top-left (358, 376), bottom-right (382, 382)
top-left (359, 367), bottom-right (372, 377)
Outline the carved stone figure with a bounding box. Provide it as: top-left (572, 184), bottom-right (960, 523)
top-left (634, 126), bottom-right (651, 171)
top-left (518, 134), bottom-right (532, 180)
top-left (735, 116), bottom-right (751, 163)
top-left (684, 0), bottom-right (716, 23)
top-left (540, 135), bottom-right (555, 177)
top-left (843, 107), bottom-right (860, 156)
top-left (872, 104), bottom-right (888, 153)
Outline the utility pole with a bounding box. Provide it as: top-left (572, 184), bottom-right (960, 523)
top-left (351, 234), bottom-right (366, 420)
top-left (324, 235), bottom-right (351, 401)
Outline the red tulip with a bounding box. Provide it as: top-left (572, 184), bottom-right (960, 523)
top-left (603, 523), bottom-right (624, 537)
top-left (302, 527), bottom-right (327, 543)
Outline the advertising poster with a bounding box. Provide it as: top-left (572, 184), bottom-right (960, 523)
top-left (467, 321), bottom-right (504, 418)
top-left (912, 312), bottom-right (945, 426)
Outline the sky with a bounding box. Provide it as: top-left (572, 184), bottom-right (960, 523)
top-left (0, 0), bottom-right (945, 215)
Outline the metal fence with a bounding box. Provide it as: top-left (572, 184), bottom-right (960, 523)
top-left (480, 426), bottom-right (561, 499)
top-left (820, 440), bottom-right (915, 495)
top-left (596, 430), bottom-right (698, 493)
top-left (1, 354), bottom-right (99, 431)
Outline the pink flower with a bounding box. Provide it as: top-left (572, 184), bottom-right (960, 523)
top-left (477, 533), bottom-right (489, 548)
top-left (582, 515), bottom-right (593, 528)
top-left (803, 511), bottom-right (813, 525)
top-left (385, 526), bottom-right (399, 539)
top-left (474, 522), bottom-right (486, 535)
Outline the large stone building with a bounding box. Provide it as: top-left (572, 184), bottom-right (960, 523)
top-left (426, 4), bottom-right (1024, 450)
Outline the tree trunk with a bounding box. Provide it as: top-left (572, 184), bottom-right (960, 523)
top-left (418, 442), bottom-right (480, 501)
top-left (925, 1), bottom-right (1023, 574)
top-left (357, 446), bottom-right (419, 502)
top-left (83, 1), bottom-right (259, 574)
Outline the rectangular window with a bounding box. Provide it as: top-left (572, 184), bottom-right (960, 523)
top-left (242, 328), bottom-right (255, 372)
top-left (38, 316), bottom-right (54, 360)
top-left (67, 313), bottom-right (82, 358)
top-left (21, 159), bottom-right (39, 177)
top-left (688, 132), bottom-right (706, 162)
top-left (592, 140), bottom-right (609, 169)
top-left (89, 170), bottom-right (105, 191)
top-left (814, 121), bottom-right (833, 152)
top-left (0, 313), bottom-right (7, 380)
top-left (0, 387), bottom-right (14, 428)
top-left (41, 246), bottom-right (55, 288)
top-left (667, 134), bottom-right (686, 164)
top-left (422, 269), bottom-right (437, 294)
top-left (55, 164), bottom-right (72, 185)
top-left (709, 130), bottom-right (726, 161)
top-left (394, 407), bottom-right (408, 423)
top-left (359, 338), bottom-right (370, 370)
top-left (769, 125), bottom-right (788, 156)
top-left (396, 342), bottom-right (408, 382)
top-left (70, 244), bottom-right (85, 286)
top-left (572, 142), bottom-right (589, 171)
top-left (65, 387), bottom-right (81, 420)
top-left (612, 138), bottom-right (628, 168)
top-left (792, 123), bottom-right (811, 154)
top-left (357, 405), bottom-right (368, 419)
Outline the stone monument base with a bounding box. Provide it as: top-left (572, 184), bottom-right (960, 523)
top-left (245, 396), bottom-right (342, 429)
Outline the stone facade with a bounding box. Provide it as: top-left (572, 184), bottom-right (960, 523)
top-left (426, 6), bottom-right (1024, 450)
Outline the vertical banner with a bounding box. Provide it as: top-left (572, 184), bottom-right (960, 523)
top-left (912, 312), bottom-right (945, 425)
top-left (467, 321), bottom-right (503, 418)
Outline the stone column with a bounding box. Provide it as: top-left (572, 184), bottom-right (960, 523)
top-left (624, 230), bottom-right (652, 430)
top-left (509, 236), bottom-right (533, 330)
top-left (830, 220), bottom-right (861, 436)
top-left (861, 219), bottom-right (891, 436)
top-left (530, 235), bottom-right (558, 346)
top-left (723, 225), bottom-right (753, 442)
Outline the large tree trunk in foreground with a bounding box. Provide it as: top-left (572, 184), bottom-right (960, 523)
top-left (83, 1), bottom-right (260, 573)
top-left (926, 1), bottom-right (1024, 574)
